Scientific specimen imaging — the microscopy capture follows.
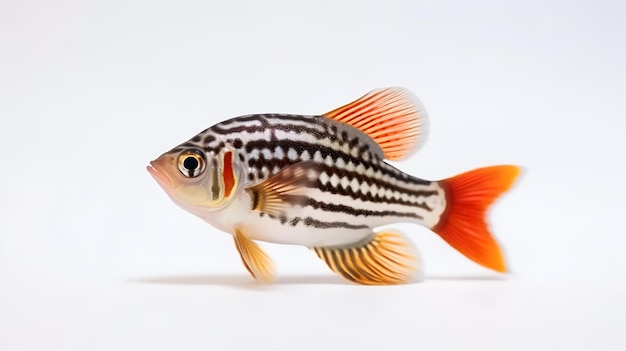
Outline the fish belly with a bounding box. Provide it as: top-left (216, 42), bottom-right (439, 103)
top-left (238, 188), bottom-right (439, 247)
top-left (242, 213), bottom-right (374, 247)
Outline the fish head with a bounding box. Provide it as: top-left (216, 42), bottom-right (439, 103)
top-left (147, 146), bottom-right (243, 214)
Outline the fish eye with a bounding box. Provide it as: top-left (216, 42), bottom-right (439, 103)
top-left (177, 149), bottom-right (206, 178)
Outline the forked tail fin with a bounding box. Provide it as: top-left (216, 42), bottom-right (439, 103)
top-left (432, 165), bottom-right (521, 272)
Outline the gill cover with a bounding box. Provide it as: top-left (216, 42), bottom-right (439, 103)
top-left (208, 150), bottom-right (238, 207)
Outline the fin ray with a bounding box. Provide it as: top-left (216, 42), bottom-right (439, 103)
top-left (245, 161), bottom-right (320, 217)
top-left (323, 88), bottom-right (428, 160)
top-left (234, 229), bottom-right (274, 283)
top-left (313, 230), bottom-right (422, 285)
top-left (433, 165), bottom-right (521, 272)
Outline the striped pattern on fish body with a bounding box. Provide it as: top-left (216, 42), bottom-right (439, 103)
top-left (148, 88), bottom-right (521, 285)
top-left (177, 113), bottom-right (445, 241)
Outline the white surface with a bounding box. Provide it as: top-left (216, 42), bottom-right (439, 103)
top-left (1, 0), bottom-right (625, 350)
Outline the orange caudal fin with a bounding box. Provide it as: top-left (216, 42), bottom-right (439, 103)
top-left (433, 165), bottom-right (521, 272)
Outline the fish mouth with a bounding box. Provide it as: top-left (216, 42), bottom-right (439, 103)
top-left (147, 161), bottom-right (172, 188)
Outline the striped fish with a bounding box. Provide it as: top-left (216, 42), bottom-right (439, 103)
top-left (147, 88), bottom-right (520, 285)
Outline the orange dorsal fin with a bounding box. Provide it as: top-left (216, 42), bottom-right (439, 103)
top-left (323, 87), bottom-right (428, 161)
top-left (433, 165), bottom-right (521, 272)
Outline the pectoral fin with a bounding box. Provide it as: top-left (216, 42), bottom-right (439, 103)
top-left (234, 229), bottom-right (274, 284)
top-left (245, 161), bottom-right (320, 218)
top-left (313, 230), bottom-right (423, 285)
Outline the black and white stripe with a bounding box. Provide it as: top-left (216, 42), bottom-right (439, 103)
top-left (171, 113), bottom-right (446, 230)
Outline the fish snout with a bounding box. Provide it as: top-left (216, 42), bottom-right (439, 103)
top-left (147, 156), bottom-right (175, 188)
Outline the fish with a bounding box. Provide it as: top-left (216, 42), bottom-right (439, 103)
top-left (147, 87), bottom-right (520, 285)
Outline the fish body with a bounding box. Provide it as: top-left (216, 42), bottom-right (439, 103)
top-left (148, 88), bottom-right (520, 285)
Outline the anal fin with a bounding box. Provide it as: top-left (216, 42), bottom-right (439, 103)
top-left (313, 231), bottom-right (422, 285)
top-left (234, 229), bottom-right (274, 283)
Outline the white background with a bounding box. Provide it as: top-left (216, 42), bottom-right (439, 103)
top-left (1, 0), bottom-right (625, 350)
